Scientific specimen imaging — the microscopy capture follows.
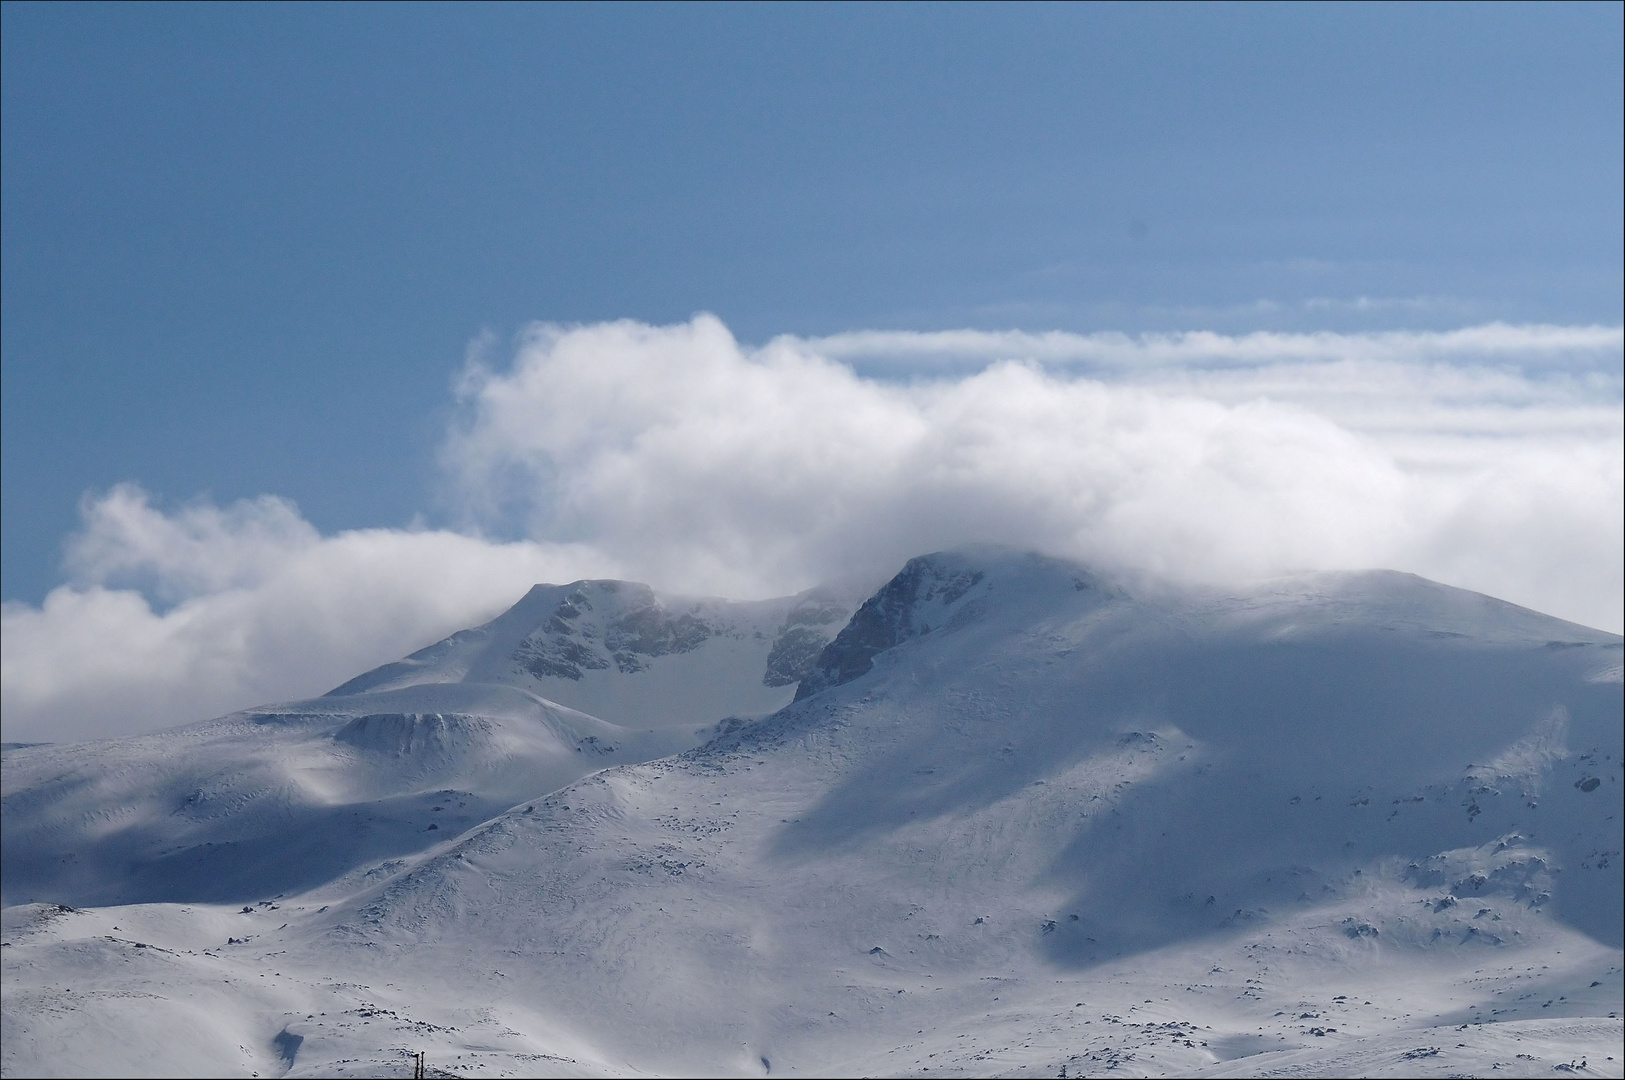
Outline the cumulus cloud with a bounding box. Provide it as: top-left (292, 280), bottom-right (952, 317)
top-left (446, 314), bottom-right (1621, 622)
top-left (5, 315), bottom-right (1620, 743)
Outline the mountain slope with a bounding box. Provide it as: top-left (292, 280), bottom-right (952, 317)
top-left (0, 683), bottom-right (689, 908)
top-left (282, 551), bottom-right (1618, 1070)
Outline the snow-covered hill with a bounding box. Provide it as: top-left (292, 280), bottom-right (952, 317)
top-left (3, 551), bottom-right (1621, 1078)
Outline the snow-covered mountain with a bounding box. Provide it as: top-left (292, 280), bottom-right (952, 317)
top-left (3, 550), bottom-right (1621, 1078)
top-left (0, 582), bottom-right (858, 909)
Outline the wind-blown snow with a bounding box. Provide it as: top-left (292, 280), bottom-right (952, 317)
top-left (3, 549), bottom-right (1619, 1077)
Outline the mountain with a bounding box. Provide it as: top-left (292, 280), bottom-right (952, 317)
top-left (0, 581), bottom-right (858, 909)
top-left (2, 550), bottom-right (1621, 1078)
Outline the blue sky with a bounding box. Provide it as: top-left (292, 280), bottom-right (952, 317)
top-left (5, 2), bottom-right (1621, 605)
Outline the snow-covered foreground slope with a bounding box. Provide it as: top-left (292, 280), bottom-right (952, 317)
top-left (3, 551), bottom-right (1621, 1078)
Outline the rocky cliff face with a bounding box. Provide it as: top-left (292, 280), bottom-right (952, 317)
top-left (794, 552), bottom-right (988, 699)
top-left (511, 582), bottom-right (721, 680)
top-left (762, 588), bottom-right (853, 687)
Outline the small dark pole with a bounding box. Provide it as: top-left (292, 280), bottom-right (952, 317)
top-left (413, 1050), bottom-right (425, 1079)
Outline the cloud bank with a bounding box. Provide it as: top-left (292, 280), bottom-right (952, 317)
top-left (5, 316), bottom-right (1620, 743)
top-left (445, 315), bottom-right (1620, 613)
top-left (2, 487), bottom-right (619, 744)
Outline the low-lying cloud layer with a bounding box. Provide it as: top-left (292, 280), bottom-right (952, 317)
top-left (2, 487), bottom-right (619, 744)
top-left (5, 316), bottom-right (1621, 743)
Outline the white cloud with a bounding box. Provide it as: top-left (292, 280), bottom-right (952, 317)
top-left (1, 487), bottom-right (619, 744)
top-left (797, 321), bottom-right (1623, 371)
top-left (446, 314), bottom-right (1621, 622)
top-left (62, 484), bottom-right (323, 603)
top-left (5, 315), bottom-right (1620, 744)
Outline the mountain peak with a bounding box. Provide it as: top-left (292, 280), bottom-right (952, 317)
top-left (796, 548), bottom-right (1111, 699)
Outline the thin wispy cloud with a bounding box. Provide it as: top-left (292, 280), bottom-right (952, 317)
top-left (3, 316), bottom-right (1620, 743)
top-left (798, 322), bottom-right (1623, 371)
